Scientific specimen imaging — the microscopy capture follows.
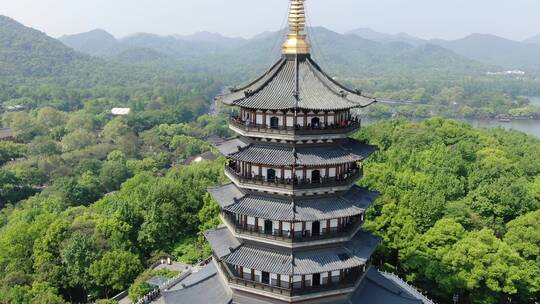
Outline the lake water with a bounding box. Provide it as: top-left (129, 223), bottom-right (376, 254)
top-left (363, 117), bottom-right (540, 138)
top-left (460, 119), bottom-right (540, 138)
top-left (530, 96), bottom-right (540, 106)
top-left (362, 96), bottom-right (540, 139)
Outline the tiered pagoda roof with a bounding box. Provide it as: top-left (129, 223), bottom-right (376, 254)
top-left (216, 138), bottom-right (377, 166)
top-left (205, 227), bottom-right (380, 276)
top-left (209, 183), bottom-right (378, 222)
top-left (216, 57), bottom-right (376, 111)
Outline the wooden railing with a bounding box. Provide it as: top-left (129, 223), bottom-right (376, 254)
top-left (225, 166), bottom-right (363, 191)
top-left (230, 118), bottom-right (361, 136)
top-left (222, 213), bottom-right (364, 243)
top-left (218, 260), bottom-right (364, 297)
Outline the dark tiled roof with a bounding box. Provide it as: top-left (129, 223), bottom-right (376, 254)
top-left (160, 264), bottom-right (430, 304)
top-left (209, 184), bottom-right (378, 221)
top-left (217, 229), bottom-right (380, 275)
top-left (161, 262), bottom-right (232, 304)
top-left (0, 128), bottom-right (14, 139)
top-left (351, 269), bottom-right (432, 304)
top-left (227, 246), bottom-right (293, 274)
top-left (207, 183), bottom-right (244, 209)
top-left (216, 56), bottom-right (375, 111)
top-left (217, 138), bottom-right (376, 166)
top-left (215, 137), bottom-right (250, 156)
top-left (204, 226), bottom-right (242, 259)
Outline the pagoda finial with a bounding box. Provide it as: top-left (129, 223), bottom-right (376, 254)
top-left (282, 0), bottom-right (311, 55)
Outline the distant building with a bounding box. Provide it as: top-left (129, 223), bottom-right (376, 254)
top-left (3, 105), bottom-right (25, 112)
top-left (486, 70), bottom-right (526, 76)
top-left (111, 108), bottom-right (131, 116)
top-left (0, 128), bottom-right (15, 141)
top-left (205, 135), bottom-right (225, 145)
top-left (182, 151), bottom-right (218, 166)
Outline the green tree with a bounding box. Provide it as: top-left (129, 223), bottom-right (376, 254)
top-left (99, 160), bottom-right (131, 192)
top-left (29, 282), bottom-right (66, 304)
top-left (3, 112), bottom-right (41, 142)
top-left (0, 141), bottom-right (26, 165)
top-left (66, 113), bottom-right (95, 132)
top-left (89, 251), bottom-right (143, 297)
top-left (102, 118), bottom-right (131, 143)
top-left (28, 136), bottom-right (60, 156)
top-left (530, 176), bottom-right (540, 202)
top-left (61, 129), bottom-right (96, 152)
top-left (36, 107), bottom-right (68, 132)
top-left (443, 229), bottom-right (532, 303)
top-left (169, 135), bottom-right (211, 160)
top-left (60, 232), bottom-right (98, 293)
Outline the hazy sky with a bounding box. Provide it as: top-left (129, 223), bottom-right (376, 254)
top-left (1, 0), bottom-right (539, 41)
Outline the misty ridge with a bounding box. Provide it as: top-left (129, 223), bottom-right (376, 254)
top-left (1, 13), bottom-right (540, 122)
top-left (58, 24), bottom-right (540, 74)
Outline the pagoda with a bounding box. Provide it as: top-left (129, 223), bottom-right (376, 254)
top-left (161, 1), bottom-right (435, 304)
top-left (204, 1), bottom-right (379, 303)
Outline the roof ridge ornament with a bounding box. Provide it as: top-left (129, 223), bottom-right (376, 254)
top-left (244, 89), bottom-right (254, 97)
top-left (282, 0), bottom-right (311, 55)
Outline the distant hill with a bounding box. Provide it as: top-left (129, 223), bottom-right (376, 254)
top-left (350, 29), bottom-right (540, 70)
top-left (524, 35), bottom-right (540, 45)
top-left (431, 34), bottom-right (540, 69)
top-left (174, 31), bottom-right (246, 49)
top-left (59, 29), bottom-right (119, 56)
top-left (230, 27), bottom-right (488, 76)
top-left (59, 29), bottom-right (244, 61)
top-left (0, 15), bottom-right (204, 89)
top-left (109, 47), bottom-right (168, 64)
top-left (0, 15), bottom-right (87, 78)
top-left (59, 26), bottom-right (489, 76)
top-left (347, 28), bottom-right (425, 46)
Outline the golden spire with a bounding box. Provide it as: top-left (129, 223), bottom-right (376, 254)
top-left (282, 0), bottom-right (311, 55)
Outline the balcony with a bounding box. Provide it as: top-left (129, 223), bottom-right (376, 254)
top-left (229, 118), bottom-right (361, 140)
top-left (217, 260), bottom-right (364, 298)
top-left (222, 212), bottom-right (364, 245)
top-left (225, 165), bottom-right (363, 192)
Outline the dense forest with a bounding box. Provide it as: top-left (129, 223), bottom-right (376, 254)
top-left (1, 13), bottom-right (540, 304)
top-left (0, 107), bottom-right (230, 303)
top-left (1, 115), bottom-right (540, 303)
top-left (355, 118), bottom-right (540, 303)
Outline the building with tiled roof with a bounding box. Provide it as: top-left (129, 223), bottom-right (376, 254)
top-left (0, 128), bottom-right (14, 141)
top-left (159, 1), bottom-right (435, 303)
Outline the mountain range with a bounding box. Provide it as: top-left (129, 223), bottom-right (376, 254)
top-left (59, 26), bottom-right (540, 72)
top-left (2, 13), bottom-right (540, 87)
top-left (57, 26), bottom-right (489, 76)
top-left (0, 15), bottom-right (204, 88)
top-left (525, 34), bottom-right (540, 45)
top-left (348, 29), bottom-right (540, 69)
